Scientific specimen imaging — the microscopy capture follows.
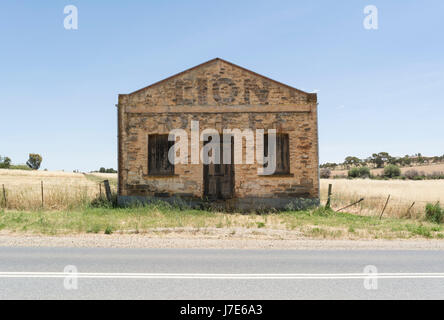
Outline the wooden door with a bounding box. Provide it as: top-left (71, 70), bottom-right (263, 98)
top-left (203, 135), bottom-right (234, 200)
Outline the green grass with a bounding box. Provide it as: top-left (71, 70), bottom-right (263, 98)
top-left (256, 222), bottom-right (266, 228)
top-left (0, 204), bottom-right (443, 239)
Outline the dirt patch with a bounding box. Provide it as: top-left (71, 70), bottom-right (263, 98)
top-left (1, 230), bottom-right (444, 250)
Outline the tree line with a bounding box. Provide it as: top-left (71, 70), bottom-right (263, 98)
top-left (1, 154), bottom-right (117, 173)
top-left (321, 152), bottom-right (444, 170)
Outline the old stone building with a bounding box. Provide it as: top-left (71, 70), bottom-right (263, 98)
top-left (117, 58), bottom-right (319, 209)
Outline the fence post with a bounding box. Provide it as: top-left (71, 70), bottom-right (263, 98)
top-left (325, 184), bottom-right (332, 209)
top-left (379, 194), bottom-right (390, 220)
top-left (99, 183), bottom-right (102, 199)
top-left (406, 201), bottom-right (415, 217)
top-left (41, 181), bottom-right (44, 208)
top-left (2, 184), bottom-right (6, 208)
top-left (103, 180), bottom-right (112, 202)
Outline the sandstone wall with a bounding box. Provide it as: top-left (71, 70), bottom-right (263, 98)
top-left (117, 59), bottom-right (319, 200)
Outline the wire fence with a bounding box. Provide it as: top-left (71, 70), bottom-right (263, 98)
top-left (322, 182), bottom-right (442, 219)
top-left (0, 180), bottom-right (117, 211)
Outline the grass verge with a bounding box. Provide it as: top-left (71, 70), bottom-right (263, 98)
top-left (0, 205), bottom-right (442, 240)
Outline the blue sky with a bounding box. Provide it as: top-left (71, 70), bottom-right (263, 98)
top-left (0, 0), bottom-right (443, 171)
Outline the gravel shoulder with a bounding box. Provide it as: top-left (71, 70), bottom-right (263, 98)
top-left (1, 230), bottom-right (444, 250)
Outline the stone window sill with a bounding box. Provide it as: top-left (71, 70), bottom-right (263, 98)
top-left (258, 173), bottom-right (294, 177)
top-left (144, 174), bottom-right (179, 178)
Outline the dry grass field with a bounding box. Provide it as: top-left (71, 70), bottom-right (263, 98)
top-left (330, 163), bottom-right (444, 177)
top-left (0, 169), bottom-right (443, 239)
top-left (0, 169), bottom-right (117, 210)
top-left (320, 178), bottom-right (444, 219)
top-left (1, 168), bottom-right (442, 219)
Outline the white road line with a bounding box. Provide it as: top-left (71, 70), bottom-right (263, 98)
top-left (0, 272), bottom-right (444, 279)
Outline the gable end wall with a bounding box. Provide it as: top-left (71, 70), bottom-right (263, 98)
top-left (117, 60), bottom-right (319, 208)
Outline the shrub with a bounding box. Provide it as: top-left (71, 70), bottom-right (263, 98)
top-left (90, 191), bottom-right (118, 208)
top-left (383, 164), bottom-right (401, 178)
top-left (285, 198), bottom-right (319, 211)
top-left (426, 171), bottom-right (444, 180)
top-left (414, 171), bottom-right (426, 180)
top-left (320, 168), bottom-right (331, 179)
top-left (404, 169), bottom-right (419, 180)
top-left (358, 166), bottom-right (371, 178)
top-left (348, 167), bottom-right (360, 178)
top-left (0, 156), bottom-right (11, 169)
top-left (402, 169), bottom-right (441, 180)
top-left (425, 203), bottom-right (443, 224)
top-left (104, 226), bottom-right (113, 234)
top-left (348, 166), bottom-right (371, 178)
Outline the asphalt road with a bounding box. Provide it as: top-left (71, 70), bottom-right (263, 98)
top-left (1, 247), bottom-right (444, 299)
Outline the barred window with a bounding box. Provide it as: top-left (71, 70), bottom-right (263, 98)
top-left (264, 133), bottom-right (290, 174)
top-left (148, 134), bottom-right (174, 175)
